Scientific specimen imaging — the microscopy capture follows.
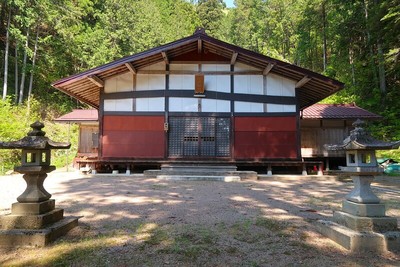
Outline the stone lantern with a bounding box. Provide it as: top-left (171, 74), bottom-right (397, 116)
top-left (0, 121), bottom-right (79, 247)
top-left (317, 119), bottom-right (400, 253)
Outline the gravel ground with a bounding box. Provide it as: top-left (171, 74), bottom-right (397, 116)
top-left (0, 171), bottom-right (399, 266)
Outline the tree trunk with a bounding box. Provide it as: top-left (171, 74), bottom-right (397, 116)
top-left (349, 44), bottom-right (356, 86)
top-left (14, 42), bottom-right (18, 104)
top-left (18, 29), bottom-right (29, 104)
top-left (363, 0), bottom-right (379, 89)
top-left (28, 28), bottom-right (39, 100)
top-left (322, 0), bottom-right (327, 72)
top-left (377, 42), bottom-right (386, 95)
top-left (2, 8), bottom-right (10, 100)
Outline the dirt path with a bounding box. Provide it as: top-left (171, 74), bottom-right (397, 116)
top-left (0, 172), bottom-right (399, 266)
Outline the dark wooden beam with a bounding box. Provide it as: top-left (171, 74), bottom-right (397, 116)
top-left (125, 62), bottom-right (137, 74)
top-left (198, 39), bottom-right (202, 54)
top-left (230, 52), bottom-right (238, 65)
top-left (87, 75), bottom-right (104, 87)
top-left (161, 51), bottom-right (169, 65)
top-left (263, 63), bottom-right (274, 75)
top-left (138, 70), bottom-right (263, 75)
top-left (296, 76), bottom-right (312, 88)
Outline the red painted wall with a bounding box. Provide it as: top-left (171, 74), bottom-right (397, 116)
top-left (234, 117), bottom-right (298, 159)
top-left (102, 116), bottom-right (165, 158)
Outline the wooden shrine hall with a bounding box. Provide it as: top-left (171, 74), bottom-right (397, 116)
top-left (52, 29), bottom-right (348, 174)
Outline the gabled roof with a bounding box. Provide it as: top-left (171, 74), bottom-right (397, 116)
top-left (54, 109), bottom-right (98, 123)
top-left (52, 29), bottom-right (344, 109)
top-left (301, 104), bottom-right (381, 120)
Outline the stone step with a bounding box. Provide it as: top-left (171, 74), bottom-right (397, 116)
top-left (145, 170), bottom-right (257, 180)
top-left (156, 175), bottom-right (241, 182)
top-left (160, 164), bottom-right (237, 172)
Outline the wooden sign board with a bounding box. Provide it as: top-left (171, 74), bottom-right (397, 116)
top-left (195, 74), bottom-right (205, 94)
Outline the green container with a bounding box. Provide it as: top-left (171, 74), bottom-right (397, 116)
top-left (384, 164), bottom-right (400, 174)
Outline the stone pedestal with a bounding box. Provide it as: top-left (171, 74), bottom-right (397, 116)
top-left (0, 199), bottom-right (78, 247)
top-left (346, 175), bottom-right (380, 204)
top-left (316, 176), bottom-right (400, 253)
top-left (0, 168), bottom-right (78, 247)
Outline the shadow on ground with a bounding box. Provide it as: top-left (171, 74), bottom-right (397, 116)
top-left (1, 174), bottom-right (399, 266)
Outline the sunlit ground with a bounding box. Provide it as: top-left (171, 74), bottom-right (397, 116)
top-left (0, 172), bottom-right (399, 266)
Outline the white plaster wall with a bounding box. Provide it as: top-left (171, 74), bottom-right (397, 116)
top-left (169, 97), bottom-right (198, 112)
top-left (104, 72), bottom-right (133, 93)
top-left (136, 97), bottom-right (165, 112)
top-left (202, 64), bottom-right (230, 93)
top-left (233, 63), bottom-right (263, 95)
top-left (169, 64), bottom-right (198, 90)
top-left (266, 73), bottom-right (296, 97)
top-left (234, 75), bottom-right (263, 95)
top-left (202, 99), bottom-right (231, 112)
top-left (104, 99), bottom-right (133, 112)
top-left (136, 74), bottom-right (165, 91)
top-left (267, 104), bottom-right (296, 112)
top-left (137, 62), bottom-right (166, 91)
top-left (234, 101), bottom-right (264, 113)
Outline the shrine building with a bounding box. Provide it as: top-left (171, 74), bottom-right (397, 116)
top-left (52, 29), bottom-right (346, 172)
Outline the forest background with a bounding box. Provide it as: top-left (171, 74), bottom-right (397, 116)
top-left (0, 0), bottom-right (399, 173)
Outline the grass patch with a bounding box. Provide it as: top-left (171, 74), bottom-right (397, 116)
top-left (230, 219), bottom-right (262, 243)
top-left (255, 217), bottom-right (287, 232)
top-left (306, 196), bottom-right (331, 206)
top-left (150, 184), bottom-right (169, 190)
top-left (1, 234), bottom-right (124, 267)
top-left (158, 225), bottom-right (220, 260)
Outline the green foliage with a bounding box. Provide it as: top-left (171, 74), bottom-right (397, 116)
top-left (197, 0), bottom-right (226, 39)
top-left (0, 98), bottom-right (78, 174)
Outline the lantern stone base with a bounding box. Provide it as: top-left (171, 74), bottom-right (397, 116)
top-left (316, 200), bottom-right (400, 253)
top-left (0, 217), bottom-right (78, 247)
top-left (316, 220), bottom-right (400, 253)
top-left (0, 199), bottom-right (79, 247)
top-left (342, 200), bottom-right (386, 217)
top-left (11, 199), bottom-right (55, 215)
top-left (333, 211), bottom-right (398, 232)
top-left (0, 209), bottom-right (65, 229)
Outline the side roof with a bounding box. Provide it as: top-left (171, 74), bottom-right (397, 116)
top-left (301, 104), bottom-right (381, 120)
top-left (52, 29), bottom-right (344, 109)
top-left (54, 109), bottom-right (98, 123)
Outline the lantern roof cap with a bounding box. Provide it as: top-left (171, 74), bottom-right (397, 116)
top-left (325, 119), bottom-right (400, 151)
top-left (0, 121), bottom-right (71, 150)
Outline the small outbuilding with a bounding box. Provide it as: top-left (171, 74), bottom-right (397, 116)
top-left (300, 103), bottom-right (381, 171)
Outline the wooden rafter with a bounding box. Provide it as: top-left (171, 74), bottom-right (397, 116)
top-left (87, 75), bottom-right (104, 87)
top-left (125, 62), bottom-right (137, 74)
top-left (263, 63), bottom-right (274, 75)
top-left (161, 51), bottom-right (169, 65)
top-left (296, 76), bottom-right (312, 88)
top-left (198, 39), bottom-right (202, 54)
top-left (230, 52), bottom-right (238, 65)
